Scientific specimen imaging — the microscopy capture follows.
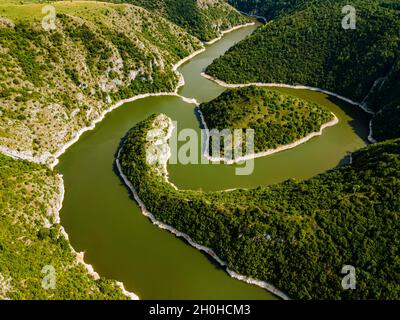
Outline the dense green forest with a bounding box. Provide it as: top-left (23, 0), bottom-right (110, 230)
top-left (106, 0), bottom-right (250, 41)
top-left (372, 104), bottom-right (400, 141)
top-left (200, 86), bottom-right (333, 153)
top-left (119, 114), bottom-right (400, 300)
top-left (207, 0), bottom-right (400, 141)
top-left (0, 154), bottom-right (128, 299)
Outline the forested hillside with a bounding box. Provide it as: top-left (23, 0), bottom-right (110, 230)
top-left (200, 86), bottom-right (334, 153)
top-left (0, 154), bottom-right (128, 299)
top-left (371, 104), bottom-right (400, 141)
top-left (110, 0), bottom-right (250, 41)
top-left (208, 0), bottom-right (400, 141)
top-left (119, 114), bottom-right (400, 300)
top-left (0, 1), bottom-right (202, 163)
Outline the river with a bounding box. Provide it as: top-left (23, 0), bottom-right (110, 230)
top-left (58, 24), bottom-right (370, 299)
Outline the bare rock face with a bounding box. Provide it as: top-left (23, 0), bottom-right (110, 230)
top-left (145, 114), bottom-right (173, 176)
top-left (197, 0), bottom-right (218, 9)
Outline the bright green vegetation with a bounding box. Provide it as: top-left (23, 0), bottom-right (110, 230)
top-left (207, 0), bottom-right (400, 140)
top-left (0, 153), bottom-right (127, 299)
top-left (200, 86), bottom-right (334, 153)
top-left (0, 1), bottom-right (202, 158)
top-left (119, 114), bottom-right (400, 299)
top-left (1, 0), bottom-right (249, 41)
top-left (108, 0), bottom-right (250, 41)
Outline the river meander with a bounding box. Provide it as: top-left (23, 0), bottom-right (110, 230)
top-left (58, 24), bottom-right (370, 299)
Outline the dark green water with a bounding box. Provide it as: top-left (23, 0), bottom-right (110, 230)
top-left (58, 24), bottom-right (370, 299)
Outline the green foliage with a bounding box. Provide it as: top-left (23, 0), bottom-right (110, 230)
top-left (207, 1), bottom-right (400, 109)
top-left (372, 104), bottom-right (400, 141)
top-left (119, 115), bottom-right (400, 300)
top-left (210, 0), bottom-right (400, 140)
top-left (0, 154), bottom-right (127, 299)
top-left (109, 0), bottom-right (250, 41)
top-left (0, 22), bottom-right (44, 86)
top-left (200, 86), bottom-right (333, 152)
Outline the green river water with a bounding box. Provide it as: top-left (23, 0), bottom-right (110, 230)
top-left (58, 24), bottom-right (370, 299)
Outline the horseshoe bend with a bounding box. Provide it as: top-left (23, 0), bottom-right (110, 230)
top-left (0, 0), bottom-right (399, 303)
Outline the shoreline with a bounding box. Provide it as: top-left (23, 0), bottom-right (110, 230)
top-left (201, 72), bottom-right (377, 144)
top-left (204, 22), bottom-right (256, 45)
top-left (368, 119), bottom-right (378, 144)
top-left (116, 118), bottom-right (290, 300)
top-left (55, 174), bottom-right (139, 300)
top-left (1, 16), bottom-right (380, 300)
top-left (238, 10), bottom-right (267, 23)
top-left (200, 72), bottom-right (376, 115)
top-left (197, 107), bottom-right (339, 163)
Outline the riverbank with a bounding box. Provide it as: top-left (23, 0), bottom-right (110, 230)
top-left (201, 73), bottom-right (375, 114)
top-left (238, 10), bottom-right (267, 23)
top-left (205, 22), bottom-right (256, 45)
top-left (55, 173), bottom-right (140, 300)
top-left (201, 72), bottom-right (377, 144)
top-left (115, 114), bottom-right (290, 300)
top-left (197, 107), bottom-right (339, 163)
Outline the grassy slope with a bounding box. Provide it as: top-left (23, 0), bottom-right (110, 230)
top-left (0, 153), bottom-right (127, 299)
top-left (107, 0), bottom-right (250, 41)
top-left (0, 1), bottom-right (201, 159)
top-left (119, 114), bottom-right (400, 299)
top-left (200, 86), bottom-right (333, 152)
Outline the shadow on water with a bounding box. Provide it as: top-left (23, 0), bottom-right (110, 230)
top-left (327, 94), bottom-right (372, 143)
top-left (336, 153), bottom-right (352, 168)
